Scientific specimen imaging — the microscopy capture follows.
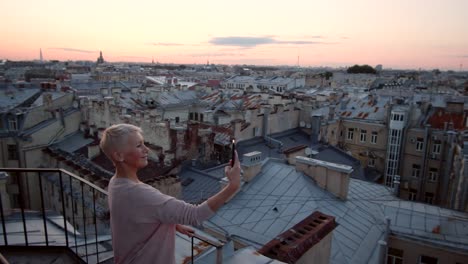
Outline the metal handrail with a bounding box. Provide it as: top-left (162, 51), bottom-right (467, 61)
top-left (0, 167), bottom-right (226, 264)
top-left (191, 233), bottom-right (224, 264)
top-left (0, 168), bottom-right (108, 196)
top-left (0, 167), bottom-right (109, 264)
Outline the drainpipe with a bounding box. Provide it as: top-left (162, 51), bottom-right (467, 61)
top-left (379, 217), bottom-right (391, 264)
top-left (440, 131), bottom-right (456, 207)
top-left (460, 157), bottom-right (468, 211)
top-left (418, 124), bottom-right (431, 201)
top-left (393, 175), bottom-right (401, 197)
top-left (441, 131), bottom-right (458, 208)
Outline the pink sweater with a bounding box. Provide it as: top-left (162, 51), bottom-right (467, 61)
top-left (108, 177), bottom-right (215, 264)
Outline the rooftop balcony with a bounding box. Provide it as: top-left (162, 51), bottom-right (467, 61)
top-left (0, 168), bottom-right (228, 264)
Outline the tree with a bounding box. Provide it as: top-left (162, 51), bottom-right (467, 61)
top-left (347, 64), bottom-right (377, 74)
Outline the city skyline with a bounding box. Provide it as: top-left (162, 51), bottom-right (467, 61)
top-left (1, 0), bottom-right (467, 70)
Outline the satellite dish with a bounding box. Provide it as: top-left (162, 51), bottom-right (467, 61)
top-left (306, 123), bottom-right (311, 128)
top-left (305, 148), bottom-right (312, 155)
top-left (300, 121), bottom-right (305, 127)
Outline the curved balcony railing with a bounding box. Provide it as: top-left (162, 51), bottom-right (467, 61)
top-left (0, 168), bottom-right (224, 264)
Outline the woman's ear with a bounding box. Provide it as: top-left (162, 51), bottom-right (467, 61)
top-left (112, 151), bottom-right (124, 163)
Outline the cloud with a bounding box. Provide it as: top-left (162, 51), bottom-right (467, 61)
top-left (459, 55), bottom-right (468, 58)
top-left (49, 47), bottom-right (97, 53)
top-left (210, 36), bottom-right (275, 47)
top-left (341, 36), bottom-right (350, 39)
top-left (209, 36), bottom-right (334, 47)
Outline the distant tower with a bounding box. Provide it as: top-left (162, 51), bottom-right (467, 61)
top-left (152, 57), bottom-right (154, 64)
top-left (97, 51), bottom-right (105, 64)
top-left (40, 48), bottom-right (43, 62)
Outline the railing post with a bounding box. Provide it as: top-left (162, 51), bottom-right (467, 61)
top-left (81, 182), bottom-right (89, 263)
top-left (38, 172), bottom-right (49, 246)
top-left (216, 246), bottom-right (223, 264)
top-left (93, 188), bottom-right (99, 263)
top-left (59, 170), bottom-right (69, 247)
top-left (191, 235), bottom-right (194, 263)
top-left (16, 172), bottom-right (28, 246)
top-left (0, 193), bottom-right (8, 246)
top-left (69, 174), bottom-right (78, 254)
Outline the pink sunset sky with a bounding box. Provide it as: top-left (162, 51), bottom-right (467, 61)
top-left (1, 0), bottom-right (467, 70)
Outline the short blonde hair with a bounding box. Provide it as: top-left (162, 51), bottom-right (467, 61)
top-left (99, 124), bottom-right (142, 160)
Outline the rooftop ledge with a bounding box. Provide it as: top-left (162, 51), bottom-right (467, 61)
top-left (295, 156), bottom-right (353, 174)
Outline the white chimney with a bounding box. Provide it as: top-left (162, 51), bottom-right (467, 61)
top-left (242, 151), bottom-right (262, 182)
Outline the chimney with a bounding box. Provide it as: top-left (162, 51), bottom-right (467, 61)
top-left (241, 151), bottom-right (262, 182)
top-left (0, 172), bottom-right (11, 217)
top-left (295, 156), bottom-right (353, 200)
top-left (262, 106), bottom-right (271, 137)
top-left (310, 114), bottom-right (322, 144)
top-left (258, 211), bottom-right (336, 264)
top-left (100, 87), bottom-right (109, 96)
top-left (88, 144), bottom-right (101, 159)
top-left (328, 105), bottom-right (336, 121)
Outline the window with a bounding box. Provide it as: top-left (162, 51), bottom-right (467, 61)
top-left (419, 255), bottom-right (438, 264)
top-left (370, 131), bottom-right (377, 144)
top-left (387, 247), bottom-right (403, 264)
top-left (360, 129), bottom-right (367, 142)
top-left (175, 116), bottom-right (180, 123)
top-left (7, 144), bottom-right (18, 160)
top-left (425, 192), bottom-right (434, 204)
top-left (189, 112), bottom-right (194, 120)
top-left (416, 137), bottom-right (424, 151)
top-left (368, 158), bottom-right (375, 167)
top-left (8, 118), bottom-right (18, 131)
top-left (347, 128), bottom-right (354, 140)
top-left (392, 114), bottom-right (403, 121)
top-left (428, 168), bottom-right (438, 182)
top-left (412, 164), bottom-right (421, 178)
top-left (432, 140), bottom-right (441, 154)
top-left (409, 189), bottom-right (417, 201)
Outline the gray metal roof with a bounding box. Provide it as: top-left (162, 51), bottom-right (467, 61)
top-left (0, 88), bottom-right (40, 112)
top-left (178, 167), bottom-right (222, 204)
top-left (54, 132), bottom-right (94, 153)
top-left (204, 159), bottom-right (468, 264)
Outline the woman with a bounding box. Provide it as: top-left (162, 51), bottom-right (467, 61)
top-left (100, 124), bottom-right (241, 264)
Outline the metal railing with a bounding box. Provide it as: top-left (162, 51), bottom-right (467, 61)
top-left (191, 232), bottom-right (224, 264)
top-left (0, 168), bottom-right (226, 264)
top-left (0, 168), bottom-right (111, 264)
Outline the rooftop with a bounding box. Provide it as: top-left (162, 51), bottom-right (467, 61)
top-left (203, 159), bottom-right (468, 264)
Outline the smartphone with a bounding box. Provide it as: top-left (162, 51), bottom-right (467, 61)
top-left (231, 139), bottom-right (236, 167)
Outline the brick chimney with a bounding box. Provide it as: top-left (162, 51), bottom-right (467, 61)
top-left (258, 211), bottom-right (336, 264)
top-left (295, 156), bottom-right (353, 200)
top-left (241, 151), bottom-right (262, 182)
